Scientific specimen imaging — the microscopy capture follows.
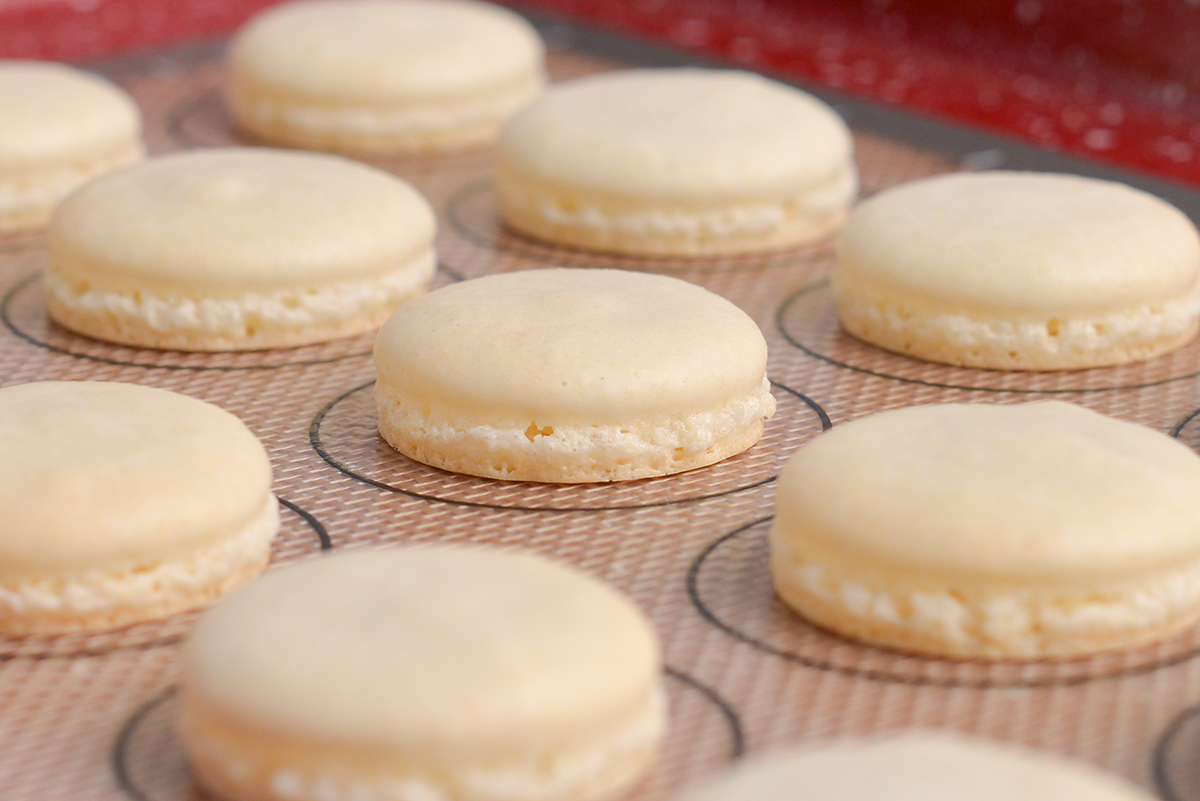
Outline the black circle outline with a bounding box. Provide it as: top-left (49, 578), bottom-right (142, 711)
top-left (776, 280), bottom-right (1200, 394)
top-left (309, 379), bottom-right (829, 513)
top-left (444, 178), bottom-right (837, 273)
top-left (1172, 407), bottom-right (1200, 439)
top-left (663, 666), bottom-right (746, 760)
top-left (439, 262), bottom-right (467, 283)
top-left (165, 89), bottom-right (231, 150)
top-left (0, 270), bottom-right (393, 371)
top-left (1154, 703), bottom-right (1200, 801)
top-left (112, 669), bottom-right (743, 801)
top-left (687, 517), bottom-right (1200, 688)
top-left (0, 232), bottom-right (42, 254)
top-left (279, 496), bottom-right (333, 551)
top-left (0, 495), bottom-right (327, 662)
top-left (113, 686), bottom-right (176, 801)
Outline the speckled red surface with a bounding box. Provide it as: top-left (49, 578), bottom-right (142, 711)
top-left (4, 0), bottom-right (1200, 188)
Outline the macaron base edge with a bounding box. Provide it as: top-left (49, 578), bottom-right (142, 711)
top-left (45, 251), bottom-right (435, 352)
top-left (181, 683), bottom-right (666, 801)
top-left (832, 271), bottom-right (1200, 371)
top-left (495, 169), bottom-right (855, 258)
top-left (374, 377), bottom-right (775, 483)
top-left (0, 495), bottom-right (278, 636)
top-left (770, 533), bottom-right (1200, 659)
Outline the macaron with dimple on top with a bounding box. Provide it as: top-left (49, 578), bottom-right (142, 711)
top-left (46, 147), bottom-right (436, 351)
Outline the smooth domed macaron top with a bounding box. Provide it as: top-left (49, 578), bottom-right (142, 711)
top-left (48, 148), bottom-right (435, 292)
top-left (0, 61), bottom-right (142, 169)
top-left (230, 0), bottom-right (544, 102)
top-left (373, 268), bottom-right (770, 425)
top-left (679, 734), bottom-right (1154, 801)
top-left (775, 402), bottom-right (1200, 583)
top-left (497, 69), bottom-right (853, 202)
top-left (836, 171), bottom-right (1200, 314)
top-left (0, 381), bottom-right (272, 578)
top-left (184, 546), bottom-right (661, 751)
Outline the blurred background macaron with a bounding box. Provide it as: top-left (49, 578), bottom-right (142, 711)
top-left (0, 60), bottom-right (143, 236)
top-left (227, 0), bottom-right (545, 156)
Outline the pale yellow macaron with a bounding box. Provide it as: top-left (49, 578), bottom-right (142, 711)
top-left (0, 381), bottom-right (277, 634)
top-left (770, 402), bottom-right (1200, 659)
top-left (0, 60), bottom-right (143, 235)
top-left (47, 148), bottom-right (436, 351)
top-left (373, 268), bottom-right (777, 482)
top-left (228, 0), bottom-right (545, 155)
top-left (495, 68), bottom-right (857, 257)
top-left (678, 733), bottom-right (1155, 801)
top-left (833, 171), bottom-right (1200, 370)
top-left (180, 546), bottom-right (665, 801)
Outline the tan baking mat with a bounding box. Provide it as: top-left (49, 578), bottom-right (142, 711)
top-left (3, 34), bottom-right (1200, 801)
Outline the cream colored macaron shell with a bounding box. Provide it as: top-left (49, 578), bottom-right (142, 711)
top-left (679, 734), bottom-right (1155, 801)
top-left (181, 546), bottom-right (665, 801)
top-left (833, 171), bottom-right (1200, 369)
top-left (0, 381), bottom-right (277, 634)
top-left (496, 69), bottom-right (856, 257)
top-left (47, 148), bottom-right (436, 350)
top-left (374, 268), bottom-right (777, 482)
top-left (229, 0), bottom-right (545, 155)
top-left (770, 402), bottom-right (1200, 658)
top-left (0, 61), bottom-right (143, 235)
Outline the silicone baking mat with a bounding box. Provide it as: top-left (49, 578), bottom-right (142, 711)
top-left (5, 18), bottom-right (1200, 801)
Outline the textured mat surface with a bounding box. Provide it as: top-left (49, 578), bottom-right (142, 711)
top-left (3, 35), bottom-right (1200, 801)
